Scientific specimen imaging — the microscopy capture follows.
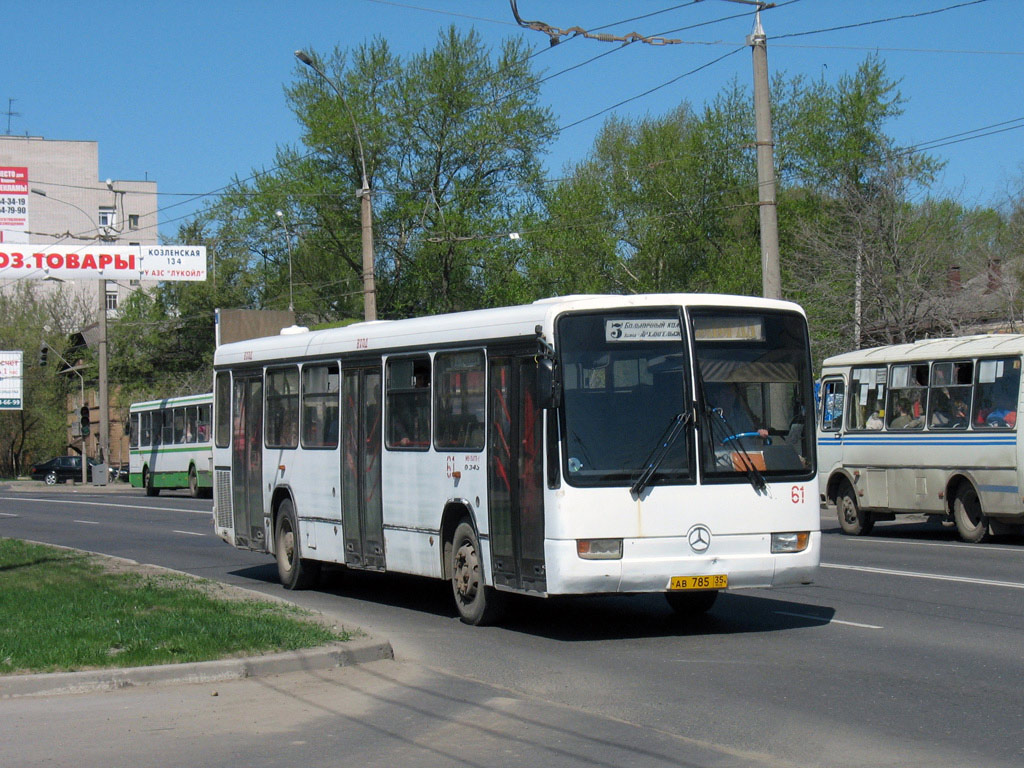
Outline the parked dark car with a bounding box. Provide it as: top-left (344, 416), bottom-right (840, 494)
top-left (29, 455), bottom-right (99, 485)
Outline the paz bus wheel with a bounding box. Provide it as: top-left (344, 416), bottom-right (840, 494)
top-left (953, 485), bottom-right (987, 543)
top-left (144, 468), bottom-right (159, 497)
top-left (836, 482), bottom-right (872, 535)
top-left (450, 520), bottom-right (503, 626)
top-left (275, 498), bottom-right (320, 589)
top-left (188, 466), bottom-right (200, 498)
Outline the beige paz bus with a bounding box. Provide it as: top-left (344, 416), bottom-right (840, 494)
top-left (818, 335), bottom-right (1024, 543)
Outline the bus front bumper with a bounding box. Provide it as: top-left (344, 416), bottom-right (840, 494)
top-left (542, 531), bottom-right (821, 596)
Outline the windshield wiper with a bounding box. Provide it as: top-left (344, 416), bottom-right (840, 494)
top-left (631, 410), bottom-right (692, 497)
top-left (706, 407), bottom-right (767, 493)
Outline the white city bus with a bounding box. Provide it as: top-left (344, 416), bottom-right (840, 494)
top-left (129, 393), bottom-right (213, 497)
top-left (212, 294), bottom-right (819, 624)
top-left (818, 335), bottom-right (1024, 543)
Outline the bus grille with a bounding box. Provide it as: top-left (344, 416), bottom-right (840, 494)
top-left (215, 470), bottom-right (232, 529)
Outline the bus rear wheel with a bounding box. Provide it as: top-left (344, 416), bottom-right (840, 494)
top-left (275, 498), bottom-right (320, 589)
top-left (143, 468), bottom-right (159, 497)
top-left (188, 466), bottom-right (200, 498)
top-left (836, 482), bottom-right (872, 535)
top-left (450, 520), bottom-right (503, 626)
top-left (953, 485), bottom-right (987, 543)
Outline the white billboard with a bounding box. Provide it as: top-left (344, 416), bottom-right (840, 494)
top-left (0, 166), bottom-right (30, 245)
top-left (0, 350), bottom-right (23, 410)
top-left (0, 244), bottom-right (206, 281)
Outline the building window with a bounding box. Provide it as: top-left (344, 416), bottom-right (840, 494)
top-left (98, 207), bottom-right (116, 228)
top-left (105, 292), bottom-right (118, 312)
top-left (128, 214), bottom-right (140, 230)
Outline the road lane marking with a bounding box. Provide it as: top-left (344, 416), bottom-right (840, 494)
top-left (0, 496), bottom-right (206, 514)
top-left (172, 530), bottom-right (205, 536)
top-left (73, 520), bottom-right (99, 525)
top-left (774, 610), bottom-right (883, 629)
top-left (821, 562), bottom-right (1024, 590)
top-left (842, 537), bottom-right (1024, 555)
top-left (0, 512), bottom-right (18, 517)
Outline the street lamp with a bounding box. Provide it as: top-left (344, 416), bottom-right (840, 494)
top-left (31, 186), bottom-right (112, 481)
top-left (294, 49), bottom-right (377, 321)
top-left (275, 209), bottom-right (295, 313)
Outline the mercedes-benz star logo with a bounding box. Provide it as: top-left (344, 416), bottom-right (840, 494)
top-left (687, 524), bottom-right (712, 553)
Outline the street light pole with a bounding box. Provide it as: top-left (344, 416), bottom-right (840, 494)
top-left (31, 187), bottom-right (110, 482)
top-left (748, 9), bottom-right (781, 300)
top-left (294, 49), bottom-right (377, 321)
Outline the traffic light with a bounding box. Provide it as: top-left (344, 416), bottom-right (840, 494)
top-left (80, 405), bottom-right (90, 437)
top-left (39, 343), bottom-right (48, 367)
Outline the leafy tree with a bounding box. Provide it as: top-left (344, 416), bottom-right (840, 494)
top-left (201, 27), bottom-right (556, 322)
top-left (0, 283), bottom-right (93, 476)
top-left (533, 83), bottom-right (762, 298)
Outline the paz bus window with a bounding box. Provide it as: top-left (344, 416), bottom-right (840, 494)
top-left (848, 367), bottom-right (886, 430)
top-left (973, 357), bottom-right (1020, 429)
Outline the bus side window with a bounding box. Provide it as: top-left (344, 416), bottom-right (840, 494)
top-left (197, 403), bottom-right (211, 443)
top-left (386, 356), bottom-right (431, 450)
top-left (974, 357), bottom-right (1020, 429)
top-left (847, 367), bottom-right (886, 431)
top-left (301, 363), bottom-right (340, 449)
top-left (266, 366), bottom-right (300, 448)
top-left (434, 350), bottom-right (485, 451)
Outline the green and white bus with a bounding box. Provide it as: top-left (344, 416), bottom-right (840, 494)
top-left (129, 393), bottom-right (213, 497)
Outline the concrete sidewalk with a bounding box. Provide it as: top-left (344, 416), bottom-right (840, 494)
top-left (1, 478), bottom-right (139, 493)
top-left (0, 636), bottom-right (393, 699)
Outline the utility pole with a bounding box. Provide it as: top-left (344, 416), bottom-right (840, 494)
top-left (295, 50), bottom-right (377, 321)
top-left (747, 9), bottom-right (781, 300)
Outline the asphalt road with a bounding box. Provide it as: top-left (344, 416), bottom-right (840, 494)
top-left (1, 484), bottom-right (1022, 767)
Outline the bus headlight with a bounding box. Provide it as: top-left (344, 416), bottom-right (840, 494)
top-left (771, 532), bottom-right (810, 553)
top-left (577, 538), bottom-right (623, 560)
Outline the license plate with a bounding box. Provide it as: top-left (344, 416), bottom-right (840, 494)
top-left (669, 574), bottom-right (728, 591)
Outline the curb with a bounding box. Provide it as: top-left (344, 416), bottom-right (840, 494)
top-left (0, 637), bottom-right (393, 699)
top-left (0, 543), bottom-right (395, 700)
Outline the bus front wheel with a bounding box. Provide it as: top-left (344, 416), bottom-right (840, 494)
top-left (450, 520), bottom-right (503, 626)
top-left (953, 485), bottom-right (987, 543)
top-left (665, 590), bottom-right (718, 616)
top-left (836, 482), bottom-right (872, 535)
top-left (188, 466), bottom-right (200, 498)
top-left (275, 498), bottom-right (320, 589)
top-left (143, 468), bottom-right (159, 497)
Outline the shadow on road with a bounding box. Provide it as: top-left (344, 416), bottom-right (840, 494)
top-left (230, 561), bottom-right (834, 640)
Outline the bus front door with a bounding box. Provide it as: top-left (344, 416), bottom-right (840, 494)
top-left (488, 356), bottom-right (546, 593)
top-left (231, 376), bottom-right (265, 550)
top-left (341, 366), bottom-right (385, 571)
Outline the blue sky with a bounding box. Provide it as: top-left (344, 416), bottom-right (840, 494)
top-left (6, 1), bottom-right (1023, 240)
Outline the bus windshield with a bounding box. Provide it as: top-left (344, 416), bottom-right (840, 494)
top-left (691, 309), bottom-right (814, 480)
top-left (558, 310), bottom-right (691, 487)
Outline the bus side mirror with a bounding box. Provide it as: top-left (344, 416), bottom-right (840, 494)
top-left (537, 357), bottom-right (560, 409)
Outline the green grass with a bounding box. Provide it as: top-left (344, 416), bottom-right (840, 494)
top-left (0, 538), bottom-right (349, 675)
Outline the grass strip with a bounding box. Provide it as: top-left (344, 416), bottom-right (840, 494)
top-left (0, 538), bottom-right (348, 675)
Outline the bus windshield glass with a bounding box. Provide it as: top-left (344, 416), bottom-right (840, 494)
top-left (558, 310), bottom-right (691, 487)
top-left (692, 309), bottom-right (814, 480)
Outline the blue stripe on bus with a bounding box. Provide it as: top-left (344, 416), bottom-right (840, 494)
top-left (979, 485), bottom-right (1019, 494)
top-left (837, 436), bottom-right (1016, 446)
